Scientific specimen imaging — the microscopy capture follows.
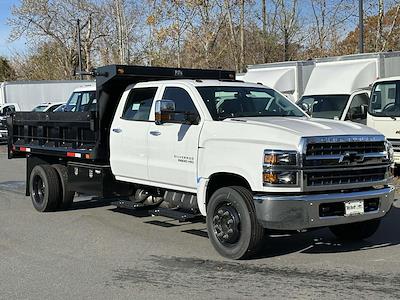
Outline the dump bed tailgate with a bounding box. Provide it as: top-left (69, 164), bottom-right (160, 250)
top-left (9, 111), bottom-right (98, 160)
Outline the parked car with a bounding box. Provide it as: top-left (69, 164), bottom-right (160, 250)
top-left (32, 102), bottom-right (65, 112)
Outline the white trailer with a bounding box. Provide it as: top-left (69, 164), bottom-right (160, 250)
top-left (297, 51), bottom-right (400, 123)
top-left (238, 61), bottom-right (315, 101)
top-left (0, 80), bottom-right (94, 111)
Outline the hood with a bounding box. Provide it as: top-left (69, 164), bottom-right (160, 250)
top-left (240, 116), bottom-right (380, 137)
top-left (200, 117), bottom-right (382, 151)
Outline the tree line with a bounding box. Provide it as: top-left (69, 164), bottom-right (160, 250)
top-left (1, 0), bottom-right (400, 81)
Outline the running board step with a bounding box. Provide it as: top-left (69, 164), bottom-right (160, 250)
top-left (149, 207), bottom-right (202, 223)
top-left (111, 199), bottom-right (152, 210)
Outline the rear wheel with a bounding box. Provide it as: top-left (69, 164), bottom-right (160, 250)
top-left (30, 165), bottom-right (61, 212)
top-left (52, 164), bottom-right (75, 210)
top-left (206, 186), bottom-right (265, 259)
top-left (329, 219), bottom-right (381, 241)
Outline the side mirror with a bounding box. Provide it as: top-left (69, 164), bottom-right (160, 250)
top-left (155, 100), bottom-right (176, 125)
top-left (300, 103), bottom-right (311, 114)
top-left (361, 104), bottom-right (368, 118)
top-left (347, 105), bottom-right (368, 121)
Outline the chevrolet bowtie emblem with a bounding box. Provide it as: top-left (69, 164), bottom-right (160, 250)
top-left (338, 151), bottom-right (365, 164)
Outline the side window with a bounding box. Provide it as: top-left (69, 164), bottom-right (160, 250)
top-left (345, 93), bottom-right (369, 121)
top-left (65, 92), bottom-right (81, 112)
top-left (162, 87), bottom-right (200, 123)
top-left (349, 93), bottom-right (369, 109)
top-left (77, 91), bottom-right (96, 112)
top-left (3, 106), bottom-right (15, 115)
top-left (122, 87), bottom-right (157, 121)
top-left (345, 93), bottom-right (369, 123)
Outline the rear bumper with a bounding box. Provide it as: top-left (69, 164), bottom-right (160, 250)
top-left (253, 186), bottom-right (395, 230)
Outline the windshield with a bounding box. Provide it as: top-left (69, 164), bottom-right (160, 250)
top-left (32, 105), bottom-right (48, 112)
top-left (369, 81), bottom-right (400, 117)
top-left (196, 86), bottom-right (305, 120)
top-left (297, 95), bottom-right (349, 119)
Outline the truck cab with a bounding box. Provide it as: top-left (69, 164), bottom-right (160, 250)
top-left (298, 89), bottom-right (370, 124)
top-left (63, 85), bottom-right (96, 112)
top-left (368, 77), bottom-right (400, 165)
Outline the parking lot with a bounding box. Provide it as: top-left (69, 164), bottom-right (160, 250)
top-left (0, 145), bottom-right (400, 299)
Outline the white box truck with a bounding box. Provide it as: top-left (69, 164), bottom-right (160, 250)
top-left (0, 80), bottom-right (94, 111)
top-left (368, 76), bottom-right (400, 165)
top-left (238, 61), bottom-right (315, 102)
top-left (297, 52), bottom-right (400, 124)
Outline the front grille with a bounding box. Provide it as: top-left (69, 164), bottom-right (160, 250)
top-left (302, 136), bottom-right (389, 190)
top-left (306, 141), bottom-right (385, 156)
top-left (388, 139), bottom-right (400, 153)
top-left (306, 167), bottom-right (387, 187)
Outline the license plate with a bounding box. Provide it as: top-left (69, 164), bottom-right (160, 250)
top-left (345, 200), bottom-right (364, 216)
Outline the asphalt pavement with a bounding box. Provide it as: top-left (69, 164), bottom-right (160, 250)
top-left (0, 146), bottom-right (400, 299)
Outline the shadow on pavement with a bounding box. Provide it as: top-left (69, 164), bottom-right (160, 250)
top-left (68, 197), bottom-right (116, 210)
top-left (254, 207), bottom-right (400, 259)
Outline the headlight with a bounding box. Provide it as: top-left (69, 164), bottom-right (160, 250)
top-left (263, 150), bottom-right (299, 186)
top-left (264, 150), bottom-right (297, 166)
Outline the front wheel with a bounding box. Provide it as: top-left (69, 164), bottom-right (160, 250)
top-left (206, 186), bottom-right (265, 259)
top-left (329, 219), bottom-right (381, 241)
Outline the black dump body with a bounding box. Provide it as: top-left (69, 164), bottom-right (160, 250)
top-left (8, 65), bottom-right (235, 162)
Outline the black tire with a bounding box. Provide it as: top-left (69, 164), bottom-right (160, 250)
top-left (29, 165), bottom-right (61, 212)
top-left (206, 186), bottom-right (265, 260)
top-left (329, 219), bottom-right (381, 241)
top-left (52, 164), bottom-right (75, 210)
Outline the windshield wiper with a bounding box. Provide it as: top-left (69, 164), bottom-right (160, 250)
top-left (391, 116), bottom-right (397, 120)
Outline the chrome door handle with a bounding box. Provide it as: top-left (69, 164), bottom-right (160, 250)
top-left (150, 131), bottom-right (161, 136)
top-left (112, 128), bottom-right (122, 133)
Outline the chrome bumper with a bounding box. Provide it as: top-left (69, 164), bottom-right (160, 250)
top-left (253, 186), bottom-right (395, 230)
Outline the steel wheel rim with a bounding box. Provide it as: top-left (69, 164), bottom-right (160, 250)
top-left (212, 202), bottom-right (241, 245)
top-left (32, 175), bottom-right (45, 205)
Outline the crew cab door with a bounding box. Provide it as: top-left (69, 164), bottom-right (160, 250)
top-left (147, 85), bottom-right (203, 191)
top-left (110, 86), bottom-right (159, 182)
top-left (343, 91), bottom-right (369, 124)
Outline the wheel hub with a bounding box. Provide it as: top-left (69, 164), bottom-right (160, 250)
top-left (32, 176), bottom-right (45, 205)
top-left (212, 204), bottom-right (240, 244)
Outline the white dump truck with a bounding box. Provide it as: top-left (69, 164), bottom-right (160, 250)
top-left (297, 52), bottom-right (400, 124)
top-left (8, 65), bottom-right (395, 259)
top-left (237, 61), bottom-right (315, 102)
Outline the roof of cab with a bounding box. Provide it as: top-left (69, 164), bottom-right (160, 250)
top-left (134, 79), bottom-right (271, 89)
top-left (374, 76), bottom-right (400, 83)
top-left (73, 84), bottom-right (96, 92)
